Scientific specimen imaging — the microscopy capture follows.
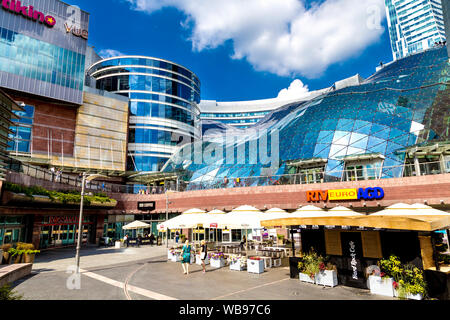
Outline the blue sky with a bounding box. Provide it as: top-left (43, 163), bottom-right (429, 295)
top-left (70, 0), bottom-right (393, 101)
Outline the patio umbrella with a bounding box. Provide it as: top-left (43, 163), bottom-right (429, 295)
top-left (123, 220), bottom-right (151, 237)
top-left (206, 209), bottom-right (227, 245)
top-left (262, 205), bottom-right (362, 228)
top-left (222, 205), bottom-right (263, 251)
top-left (352, 203), bottom-right (450, 231)
top-left (123, 220), bottom-right (151, 230)
top-left (260, 208), bottom-right (289, 221)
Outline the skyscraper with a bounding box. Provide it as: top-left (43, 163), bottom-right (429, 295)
top-left (385, 0), bottom-right (446, 60)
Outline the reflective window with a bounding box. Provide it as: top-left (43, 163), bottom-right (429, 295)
top-left (0, 27), bottom-right (85, 91)
top-left (7, 104), bottom-right (34, 154)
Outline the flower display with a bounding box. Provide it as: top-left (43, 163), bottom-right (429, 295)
top-left (208, 252), bottom-right (225, 260)
top-left (228, 254), bottom-right (247, 267)
top-left (380, 255), bottom-right (427, 298)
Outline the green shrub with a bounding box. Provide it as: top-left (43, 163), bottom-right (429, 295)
top-left (0, 284), bottom-right (23, 300)
top-left (4, 182), bottom-right (114, 206)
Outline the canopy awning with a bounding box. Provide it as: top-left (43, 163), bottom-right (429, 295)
top-left (261, 203), bottom-right (450, 231)
top-left (123, 220), bottom-right (151, 230)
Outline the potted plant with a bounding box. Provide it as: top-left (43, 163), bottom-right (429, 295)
top-left (393, 265), bottom-right (426, 300)
top-left (1, 244), bottom-right (11, 264)
top-left (208, 252), bottom-right (226, 268)
top-left (247, 257), bottom-right (265, 274)
top-left (315, 261), bottom-right (338, 287)
top-left (298, 250), bottom-right (322, 284)
top-left (228, 254), bottom-right (246, 271)
top-left (19, 243), bottom-right (39, 264)
top-left (369, 255), bottom-right (401, 297)
top-left (277, 234), bottom-right (285, 245)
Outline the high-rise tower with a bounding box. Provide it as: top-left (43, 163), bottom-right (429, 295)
top-left (385, 0), bottom-right (446, 60)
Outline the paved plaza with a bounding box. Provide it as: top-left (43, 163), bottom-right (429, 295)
top-left (10, 244), bottom-right (395, 301)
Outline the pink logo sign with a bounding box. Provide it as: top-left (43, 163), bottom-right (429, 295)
top-left (2, 0), bottom-right (56, 27)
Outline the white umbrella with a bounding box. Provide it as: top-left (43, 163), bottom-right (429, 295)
top-left (123, 220), bottom-right (151, 230)
top-left (291, 205), bottom-right (328, 218)
top-left (221, 205), bottom-right (263, 250)
top-left (260, 207), bottom-right (289, 221)
top-left (328, 206), bottom-right (365, 217)
top-left (221, 205), bottom-right (263, 229)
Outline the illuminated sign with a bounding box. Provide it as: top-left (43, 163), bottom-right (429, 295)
top-left (307, 187), bottom-right (384, 202)
top-left (2, 0), bottom-right (56, 27)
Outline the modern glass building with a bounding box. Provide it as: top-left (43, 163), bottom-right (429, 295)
top-left (0, 0), bottom-right (89, 105)
top-left (87, 56), bottom-right (201, 173)
top-left (385, 0), bottom-right (446, 60)
top-left (199, 89), bottom-right (330, 130)
top-left (163, 47), bottom-right (450, 189)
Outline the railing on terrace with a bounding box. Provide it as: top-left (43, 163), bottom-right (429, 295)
top-left (4, 159), bottom-right (449, 195)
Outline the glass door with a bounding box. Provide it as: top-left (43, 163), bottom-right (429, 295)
top-left (40, 226), bottom-right (50, 249)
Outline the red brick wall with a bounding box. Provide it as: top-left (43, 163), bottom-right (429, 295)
top-left (109, 174), bottom-right (450, 214)
top-left (11, 95), bottom-right (77, 157)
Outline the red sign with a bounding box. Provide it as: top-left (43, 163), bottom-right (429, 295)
top-left (210, 223), bottom-right (218, 228)
top-left (2, 0), bottom-right (56, 27)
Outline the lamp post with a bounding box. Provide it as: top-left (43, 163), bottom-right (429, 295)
top-left (75, 172), bottom-right (107, 273)
top-left (165, 191), bottom-right (175, 248)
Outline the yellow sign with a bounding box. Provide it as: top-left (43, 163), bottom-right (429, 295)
top-left (328, 188), bottom-right (358, 201)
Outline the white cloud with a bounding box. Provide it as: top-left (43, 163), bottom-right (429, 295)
top-left (126, 0), bottom-right (386, 78)
top-left (277, 79), bottom-right (310, 100)
top-left (98, 49), bottom-right (125, 59)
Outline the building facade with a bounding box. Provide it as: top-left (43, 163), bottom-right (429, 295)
top-left (385, 0), bottom-right (446, 60)
top-left (0, 0), bottom-right (89, 105)
top-left (87, 56), bottom-right (202, 174)
top-left (164, 47), bottom-right (450, 189)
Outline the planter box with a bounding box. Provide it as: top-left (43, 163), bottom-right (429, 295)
top-left (23, 253), bottom-right (36, 264)
top-left (247, 259), bottom-right (265, 274)
top-left (168, 251), bottom-right (174, 261)
top-left (115, 241), bottom-right (122, 249)
top-left (210, 258), bottom-right (226, 269)
top-left (190, 254), bottom-right (195, 264)
top-left (369, 275), bottom-right (394, 297)
top-left (299, 272), bottom-right (316, 284)
top-left (171, 253), bottom-right (181, 262)
top-left (394, 290), bottom-right (423, 300)
top-left (230, 260), bottom-right (246, 271)
top-left (315, 270), bottom-right (338, 287)
top-left (196, 255), bottom-right (210, 265)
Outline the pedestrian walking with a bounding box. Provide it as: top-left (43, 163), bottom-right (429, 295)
top-left (181, 240), bottom-right (192, 275)
top-left (50, 167), bottom-right (55, 181)
top-left (150, 233), bottom-right (155, 246)
top-left (137, 234), bottom-right (142, 247)
top-left (175, 230), bottom-right (180, 244)
top-left (199, 239), bottom-right (208, 274)
top-left (124, 234), bottom-right (129, 247)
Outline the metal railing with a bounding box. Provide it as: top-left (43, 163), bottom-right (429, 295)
top-left (4, 157), bottom-right (449, 195)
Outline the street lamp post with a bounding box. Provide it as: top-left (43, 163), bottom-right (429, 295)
top-left (165, 191), bottom-right (174, 248)
top-left (75, 172), bottom-right (107, 273)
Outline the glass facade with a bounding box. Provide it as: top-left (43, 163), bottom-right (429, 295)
top-left (87, 56), bottom-right (201, 173)
top-left (0, 27), bottom-right (85, 91)
top-left (0, 0), bottom-right (89, 105)
top-left (164, 47), bottom-right (450, 189)
top-left (7, 104), bottom-right (34, 154)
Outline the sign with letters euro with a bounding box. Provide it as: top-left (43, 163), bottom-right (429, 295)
top-left (307, 187), bottom-right (384, 202)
